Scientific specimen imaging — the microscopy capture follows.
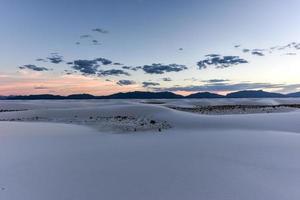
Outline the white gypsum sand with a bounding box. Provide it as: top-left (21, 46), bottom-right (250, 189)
top-left (1, 99), bottom-right (300, 200)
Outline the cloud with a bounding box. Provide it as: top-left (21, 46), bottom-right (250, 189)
top-left (197, 55), bottom-right (248, 69)
top-left (162, 77), bottom-right (172, 81)
top-left (141, 63), bottom-right (187, 74)
top-left (117, 80), bottom-right (136, 86)
top-left (239, 42), bottom-right (300, 56)
top-left (72, 59), bottom-right (100, 75)
top-left (92, 39), bottom-right (101, 45)
top-left (70, 57), bottom-right (115, 75)
top-left (47, 53), bottom-right (64, 64)
top-left (98, 69), bottom-right (130, 76)
top-left (243, 48), bottom-right (266, 56)
top-left (241, 46), bottom-right (267, 56)
top-left (122, 66), bottom-right (131, 70)
top-left (203, 79), bottom-right (229, 83)
top-left (19, 64), bottom-right (49, 72)
top-left (80, 34), bottom-right (92, 39)
top-left (156, 82), bottom-right (284, 92)
top-left (142, 81), bottom-right (160, 87)
top-left (283, 52), bottom-right (297, 56)
top-left (64, 70), bottom-right (76, 75)
top-left (294, 43), bottom-right (300, 50)
top-left (95, 58), bottom-right (112, 65)
top-left (184, 78), bottom-right (200, 82)
top-left (122, 66), bottom-right (141, 71)
top-left (274, 84), bottom-right (300, 93)
top-left (92, 28), bottom-right (109, 34)
top-left (113, 62), bottom-right (123, 66)
top-left (205, 54), bottom-right (220, 57)
top-left (34, 86), bottom-right (49, 90)
top-left (276, 42), bottom-right (300, 51)
top-left (251, 51), bottom-right (265, 56)
top-left (75, 42), bottom-right (80, 45)
top-left (36, 58), bottom-right (47, 62)
top-left (69, 57), bottom-right (125, 77)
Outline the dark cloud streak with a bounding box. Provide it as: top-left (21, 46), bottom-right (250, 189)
top-left (142, 81), bottom-right (160, 87)
top-left (141, 63), bottom-right (187, 74)
top-left (19, 64), bottom-right (49, 72)
top-left (47, 53), bottom-right (64, 64)
top-left (92, 28), bottom-right (109, 34)
top-left (117, 80), bottom-right (135, 86)
top-left (197, 55), bottom-right (248, 69)
top-left (98, 69), bottom-right (130, 77)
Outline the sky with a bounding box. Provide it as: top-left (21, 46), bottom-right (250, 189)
top-left (0, 0), bottom-right (300, 96)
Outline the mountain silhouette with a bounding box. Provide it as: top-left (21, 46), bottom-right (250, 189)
top-left (2, 90), bottom-right (300, 100)
top-left (6, 94), bottom-right (65, 100)
top-left (186, 92), bottom-right (224, 98)
top-left (67, 94), bottom-right (97, 99)
top-left (106, 91), bottom-right (183, 99)
top-left (226, 90), bottom-right (285, 98)
top-left (286, 92), bottom-right (300, 98)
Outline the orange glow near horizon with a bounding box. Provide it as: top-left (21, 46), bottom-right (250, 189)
top-left (0, 73), bottom-right (142, 96)
top-left (0, 72), bottom-right (285, 97)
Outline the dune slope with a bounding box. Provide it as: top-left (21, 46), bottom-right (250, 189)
top-left (1, 99), bottom-right (300, 200)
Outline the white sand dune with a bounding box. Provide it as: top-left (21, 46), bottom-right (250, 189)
top-left (1, 99), bottom-right (300, 200)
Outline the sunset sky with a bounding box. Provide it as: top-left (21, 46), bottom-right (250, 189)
top-left (1, 0), bottom-right (300, 96)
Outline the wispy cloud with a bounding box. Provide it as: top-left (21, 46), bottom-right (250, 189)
top-left (162, 77), bottom-right (172, 81)
top-left (95, 58), bottom-right (112, 65)
top-left (47, 53), bottom-right (64, 64)
top-left (117, 80), bottom-right (136, 86)
top-left (34, 86), bottom-right (49, 90)
top-left (203, 79), bottom-right (229, 83)
top-left (237, 42), bottom-right (300, 56)
top-left (184, 78), bottom-right (200, 82)
top-left (197, 55), bottom-right (248, 69)
top-left (80, 34), bottom-right (92, 39)
top-left (122, 66), bottom-right (141, 71)
top-left (19, 64), bottom-right (49, 72)
top-left (92, 28), bottom-right (109, 34)
top-left (251, 50), bottom-right (265, 56)
top-left (36, 58), bottom-right (47, 62)
top-left (141, 63), bottom-right (187, 74)
top-left (142, 81), bottom-right (160, 87)
top-left (156, 82), bottom-right (284, 92)
top-left (99, 69), bottom-right (130, 77)
top-left (92, 39), bottom-right (101, 45)
top-left (275, 42), bottom-right (300, 51)
top-left (274, 84), bottom-right (300, 93)
top-left (282, 52), bottom-right (297, 56)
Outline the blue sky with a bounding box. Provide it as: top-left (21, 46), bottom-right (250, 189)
top-left (0, 0), bottom-right (300, 95)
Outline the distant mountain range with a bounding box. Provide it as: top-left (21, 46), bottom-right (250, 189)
top-left (1, 90), bottom-right (300, 100)
top-left (186, 92), bottom-right (224, 99)
top-left (286, 92), bottom-right (300, 98)
top-left (107, 91), bottom-right (182, 99)
top-left (226, 90), bottom-right (286, 98)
